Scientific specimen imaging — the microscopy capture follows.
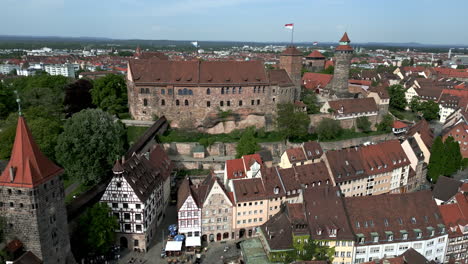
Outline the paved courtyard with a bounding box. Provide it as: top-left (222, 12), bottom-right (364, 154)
top-left (117, 205), bottom-right (244, 264)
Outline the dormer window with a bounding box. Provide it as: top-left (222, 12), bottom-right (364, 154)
top-left (315, 149), bottom-right (320, 155)
top-left (291, 156), bottom-right (296, 160)
top-left (317, 229), bottom-right (322, 235)
top-left (307, 151), bottom-right (312, 156)
top-left (371, 233), bottom-right (379, 243)
top-left (273, 187), bottom-right (280, 195)
top-left (411, 217), bottom-right (416, 224)
top-left (385, 231), bottom-right (393, 241)
top-left (414, 229), bottom-right (422, 239)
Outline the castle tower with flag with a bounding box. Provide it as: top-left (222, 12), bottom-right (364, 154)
top-left (331, 32), bottom-right (354, 98)
top-left (0, 116), bottom-right (73, 263)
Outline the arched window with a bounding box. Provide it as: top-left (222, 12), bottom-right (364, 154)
top-left (227, 101), bottom-right (230, 106)
top-left (239, 87), bottom-right (242, 94)
top-left (176, 100), bottom-right (180, 106)
top-left (161, 99), bottom-right (165, 106)
top-left (233, 87), bottom-right (236, 94)
top-left (161, 89), bottom-right (166, 95)
top-left (253, 87), bottom-right (256, 93)
top-left (239, 100), bottom-right (243, 106)
top-left (220, 101), bottom-right (224, 106)
top-left (185, 100), bottom-right (189, 106)
top-left (189, 90), bottom-right (193, 95)
top-left (183, 88), bottom-right (188, 95)
top-left (221, 87), bottom-right (225, 94)
top-left (226, 87), bottom-right (230, 94)
top-left (140, 88), bottom-right (145, 93)
top-left (207, 101), bottom-right (211, 107)
top-left (262, 87), bottom-right (265, 93)
top-left (257, 99), bottom-right (260, 105)
top-left (207, 88), bottom-right (211, 95)
top-left (146, 88), bottom-right (150, 94)
top-left (143, 99), bottom-right (148, 106)
top-left (178, 89), bottom-right (182, 95)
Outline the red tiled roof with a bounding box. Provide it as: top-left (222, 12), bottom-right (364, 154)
top-left (328, 98), bottom-right (378, 115)
top-left (324, 60), bottom-right (334, 69)
top-left (225, 154), bottom-right (262, 180)
top-left (306, 50), bottom-right (325, 59)
top-left (281, 46), bottom-right (302, 56)
top-left (336, 45), bottom-right (353, 51)
top-left (402, 66), bottom-right (426, 72)
top-left (339, 32), bottom-right (351, 42)
top-left (407, 119), bottom-right (434, 148)
top-left (349, 79), bottom-right (371, 86)
top-left (393, 120), bottom-right (409, 129)
top-left (439, 192), bottom-right (468, 237)
top-left (286, 147), bottom-right (307, 163)
top-left (302, 72), bottom-right (333, 90)
top-left (0, 117), bottom-right (63, 188)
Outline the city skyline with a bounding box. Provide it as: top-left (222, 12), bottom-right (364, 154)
top-left (2, 0), bottom-right (468, 45)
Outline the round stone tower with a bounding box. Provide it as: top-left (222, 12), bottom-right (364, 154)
top-left (331, 32), bottom-right (354, 98)
top-left (279, 46), bottom-right (303, 101)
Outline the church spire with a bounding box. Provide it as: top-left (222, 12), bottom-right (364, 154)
top-left (0, 117), bottom-right (63, 188)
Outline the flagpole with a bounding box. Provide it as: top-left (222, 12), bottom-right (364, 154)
top-left (291, 26), bottom-right (294, 46)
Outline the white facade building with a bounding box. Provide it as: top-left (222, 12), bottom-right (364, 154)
top-left (177, 178), bottom-right (202, 245)
top-left (44, 64), bottom-right (75, 77)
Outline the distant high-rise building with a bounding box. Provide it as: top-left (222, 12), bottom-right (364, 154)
top-left (0, 117), bottom-right (73, 264)
top-left (279, 46), bottom-right (303, 100)
top-left (331, 33), bottom-right (354, 98)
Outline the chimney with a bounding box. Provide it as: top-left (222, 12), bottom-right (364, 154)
top-left (9, 167), bottom-right (15, 182)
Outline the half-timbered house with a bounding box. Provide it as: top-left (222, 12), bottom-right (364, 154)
top-left (177, 178), bottom-right (202, 247)
top-left (101, 144), bottom-right (173, 251)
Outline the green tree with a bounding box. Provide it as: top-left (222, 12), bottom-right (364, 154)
top-left (90, 74), bottom-right (128, 115)
top-left (55, 109), bottom-right (126, 184)
top-left (356, 116), bottom-right (372, 132)
top-left (78, 203), bottom-right (119, 255)
top-left (0, 82), bottom-right (16, 120)
top-left (277, 103), bottom-right (310, 140)
top-left (444, 137), bottom-right (463, 176)
top-left (409, 97), bottom-right (421, 112)
top-left (118, 51), bottom-right (134, 57)
top-left (316, 118), bottom-right (343, 140)
top-left (319, 66), bottom-right (334, 75)
top-left (427, 137), bottom-right (444, 183)
top-left (235, 127), bottom-right (260, 158)
top-left (388, 84), bottom-right (407, 110)
top-left (376, 114), bottom-right (394, 132)
top-left (419, 101), bottom-right (439, 121)
top-left (457, 65), bottom-right (466, 69)
top-left (401, 59), bottom-right (411, 67)
top-left (301, 89), bottom-right (320, 114)
top-left (0, 106), bottom-right (63, 159)
top-left (295, 240), bottom-right (335, 262)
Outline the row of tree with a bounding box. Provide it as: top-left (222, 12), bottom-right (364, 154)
top-left (388, 84), bottom-right (439, 121)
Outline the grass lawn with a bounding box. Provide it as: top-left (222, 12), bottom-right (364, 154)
top-left (126, 126), bottom-right (148, 146)
top-left (390, 107), bottom-right (419, 122)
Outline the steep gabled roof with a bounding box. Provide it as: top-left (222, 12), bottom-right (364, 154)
top-left (306, 50), bottom-right (325, 59)
top-left (339, 32), bottom-right (351, 42)
top-left (432, 176), bottom-right (463, 202)
top-left (406, 119), bottom-right (434, 148)
top-left (0, 117), bottom-right (63, 188)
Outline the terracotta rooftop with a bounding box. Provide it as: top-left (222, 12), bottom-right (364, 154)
top-left (406, 119), bottom-right (434, 149)
top-left (302, 72), bottom-right (333, 90)
top-left (306, 50), bottom-right (325, 59)
top-left (393, 120), bottom-right (409, 129)
top-left (281, 46), bottom-right (302, 56)
top-left (0, 117), bottom-right (63, 188)
top-left (327, 98), bottom-right (378, 115)
top-left (336, 45), bottom-right (354, 51)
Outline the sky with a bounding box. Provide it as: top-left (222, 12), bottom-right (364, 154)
top-left (2, 0), bottom-right (467, 45)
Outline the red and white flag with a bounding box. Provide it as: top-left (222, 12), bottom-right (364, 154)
top-left (284, 23), bottom-right (294, 30)
top-left (313, 42), bottom-right (318, 46)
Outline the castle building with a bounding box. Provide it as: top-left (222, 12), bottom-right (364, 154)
top-left (331, 33), bottom-right (354, 98)
top-left (0, 117), bottom-right (73, 263)
top-left (304, 50), bottom-right (326, 72)
top-left (127, 59), bottom-right (296, 130)
top-left (279, 46), bottom-right (303, 100)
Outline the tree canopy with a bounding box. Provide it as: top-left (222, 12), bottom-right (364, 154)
top-left (419, 101), bottom-right (439, 121)
top-left (90, 74), bottom-right (128, 115)
top-left (301, 89), bottom-right (320, 114)
top-left (64, 79), bottom-right (95, 116)
top-left (235, 127), bottom-right (260, 158)
top-left (376, 114), bottom-right (394, 132)
top-left (0, 106), bottom-right (63, 160)
top-left (319, 66), bottom-right (334, 75)
top-left (316, 118), bottom-right (343, 140)
top-left (388, 84), bottom-right (407, 110)
top-left (277, 103), bottom-right (310, 141)
top-left (55, 109), bottom-right (126, 184)
top-left (293, 239), bottom-right (335, 262)
top-left (427, 136), bottom-right (463, 183)
top-left (356, 116), bottom-right (372, 132)
top-left (77, 203), bottom-right (119, 255)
